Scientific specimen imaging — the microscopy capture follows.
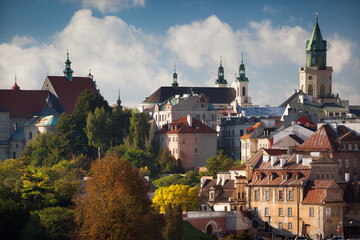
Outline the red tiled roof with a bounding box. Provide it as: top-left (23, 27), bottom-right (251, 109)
top-left (155, 117), bottom-right (217, 134)
top-left (295, 115), bottom-right (313, 125)
top-left (241, 122), bottom-right (261, 139)
top-left (297, 125), bottom-right (338, 151)
top-left (0, 90), bottom-right (49, 118)
top-left (263, 149), bottom-right (287, 156)
top-left (45, 76), bottom-right (97, 114)
top-left (302, 180), bottom-right (341, 204)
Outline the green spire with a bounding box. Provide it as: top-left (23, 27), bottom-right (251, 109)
top-left (172, 66), bottom-right (178, 88)
top-left (63, 51), bottom-right (73, 82)
top-left (236, 53), bottom-right (248, 82)
top-left (215, 56), bottom-right (227, 85)
top-left (117, 89), bottom-right (122, 106)
top-left (306, 13), bottom-right (327, 69)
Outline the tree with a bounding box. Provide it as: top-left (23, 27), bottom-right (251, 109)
top-left (164, 204), bottom-right (183, 240)
top-left (126, 110), bottom-right (150, 150)
top-left (109, 107), bottom-right (131, 147)
top-left (72, 154), bottom-right (164, 240)
top-left (158, 147), bottom-right (183, 174)
top-left (206, 150), bottom-right (236, 177)
top-left (152, 184), bottom-right (199, 213)
top-left (85, 107), bottom-right (112, 152)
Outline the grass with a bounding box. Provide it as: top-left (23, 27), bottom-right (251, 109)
top-left (182, 221), bottom-right (216, 240)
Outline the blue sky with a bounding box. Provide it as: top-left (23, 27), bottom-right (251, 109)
top-left (1, 0), bottom-right (360, 107)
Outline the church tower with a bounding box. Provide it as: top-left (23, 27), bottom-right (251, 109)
top-left (299, 14), bottom-right (333, 99)
top-left (172, 66), bottom-right (179, 88)
top-left (63, 52), bottom-right (74, 82)
top-left (215, 57), bottom-right (228, 87)
top-left (231, 54), bottom-right (252, 107)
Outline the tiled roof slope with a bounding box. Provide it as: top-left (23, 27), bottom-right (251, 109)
top-left (43, 76), bottom-right (97, 114)
top-left (297, 125), bottom-right (338, 151)
top-left (142, 86), bottom-right (236, 105)
top-left (200, 179), bottom-right (235, 203)
top-left (155, 117), bottom-right (217, 134)
top-left (302, 180), bottom-right (342, 204)
top-left (0, 90), bottom-right (52, 118)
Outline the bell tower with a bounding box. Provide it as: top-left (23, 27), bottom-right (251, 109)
top-left (299, 14), bottom-right (333, 99)
top-left (63, 51), bottom-right (74, 82)
top-left (215, 57), bottom-right (228, 87)
top-left (231, 54), bottom-right (252, 107)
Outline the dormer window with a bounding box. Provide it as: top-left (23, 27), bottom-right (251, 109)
top-left (209, 192), bottom-right (214, 201)
top-left (13, 122), bottom-right (17, 131)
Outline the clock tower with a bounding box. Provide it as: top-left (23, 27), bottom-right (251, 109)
top-left (299, 14), bottom-right (333, 99)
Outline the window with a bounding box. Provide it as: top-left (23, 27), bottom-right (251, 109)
top-left (29, 132), bottom-right (33, 140)
top-left (349, 144), bottom-right (352, 150)
top-left (336, 207), bottom-right (339, 216)
top-left (345, 159), bottom-right (349, 168)
top-left (16, 143), bottom-right (18, 148)
top-left (209, 192), bottom-right (214, 201)
top-left (13, 152), bottom-right (16, 159)
top-left (288, 190), bottom-right (294, 200)
top-left (240, 130), bottom-right (244, 136)
top-left (254, 190), bottom-right (259, 200)
top-left (331, 208), bottom-right (335, 216)
top-left (13, 122), bottom-right (17, 131)
top-left (288, 222), bottom-right (292, 230)
top-left (194, 136), bottom-right (199, 142)
top-left (265, 190), bottom-right (270, 200)
top-left (354, 159), bottom-right (357, 168)
top-left (168, 137), bottom-right (171, 142)
top-left (265, 207), bottom-right (269, 217)
top-left (278, 190), bottom-right (284, 200)
top-left (279, 222), bottom-right (283, 230)
top-left (288, 207), bottom-right (293, 217)
top-left (194, 147), bottom-right (199, 154)
top-left (224, 206), bottom-right (228, 211)
top-left (338, 159), bottom-right (342, 168)
top-left (279, 208), bottom-right (283, 216)
top-left (309, 207), bottom-right (314, 217)
top-left (254, 207), bottom-right (258, 215)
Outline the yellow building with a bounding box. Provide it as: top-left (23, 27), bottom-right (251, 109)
top-left (246, 152), bottom-right (345, 239)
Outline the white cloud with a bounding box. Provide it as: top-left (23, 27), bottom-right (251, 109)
top-left (327, 33), bottom-right (353, 73)
top-left (262, 5), bottom-right (279, 15)
top-left (82, 0), bottom-right (145, 13)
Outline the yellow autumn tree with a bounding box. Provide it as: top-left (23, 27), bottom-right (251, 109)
top-left (152, 184), bottom-right (199, 213)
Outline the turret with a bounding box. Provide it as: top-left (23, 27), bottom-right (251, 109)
top-left (215, 56), bottom-right (228, 87)
top-left (172, 66), bottom-right (178, 88)
top-left (63, 51), bottom-right (73, 82)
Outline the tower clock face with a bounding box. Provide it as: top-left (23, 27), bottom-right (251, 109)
top-left (308, 75), bottom-right (312, 80)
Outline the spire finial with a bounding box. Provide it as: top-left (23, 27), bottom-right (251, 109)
top-left (220, 56), bottom-right (222, 66)
top-left (316, 12), bottom-right (318, 21)
top-left (15, 74), bottom-right (17, 84)
top-left (117, 88), bottom-right (122, 109)
top-left (241, 52), bottom-right (244, 64)
top-left (174, 65), bottom-right (176, 73)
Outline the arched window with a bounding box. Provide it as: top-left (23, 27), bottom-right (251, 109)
top-left (317, 56), bottom-right (322, 68)
top-left (242, 87), bottom-right (246, 97)
top-left (308, 84), bottom-right (313, 97)
top-left (320, 84), bottom-right (325, 98)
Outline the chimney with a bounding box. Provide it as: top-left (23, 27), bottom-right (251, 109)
top-left (144, 176), bottom-right (149, 182)
top-left (187, 115), bottom-right (192, 127)
top-left (287, 146), bottom-right (293, 155)
top-left (263, 155), bottom-right (269, 162)
top-left (302, 157), bottom-right (312, 166)
top-left (216, 174), bottom-right (221, 185)
top-left (280, 158), bottom-right (286, 168)
top-left (296, 154), bottom-right (302, 164)
top-left (345, 173), bottom-right (350, 182)
top-left (222, 173), bottom-right (226, 186)
top-left (271, 156), bottom-right (277, 166)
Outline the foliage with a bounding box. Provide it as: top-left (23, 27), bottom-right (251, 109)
top-left (224, 232), bottom-right (252, 240)
top-left (182, 221), bottom-right (216, 240)
top-left (21, 167), bottom-right (54, 209)
top-left (31, 206), bottom-right (74, 240)
top-left (152, 184), bottom-right (199, 213)
top-left (153, 174), bottom-right (183, 188)
top-left (109, 107), bottom-right (132, 146)
top-left (72, 154), bottom-right (164, 240)
top-left (164, 204), bottom-right (183, 240)
top-left (85, 107), bottom-right (112, 150)
top-left (205, 150), bottom-right (236, 177)
top-left (158, 147), bottom-right (183, 174)
top-left (126, 110), bottom-right (150, 150)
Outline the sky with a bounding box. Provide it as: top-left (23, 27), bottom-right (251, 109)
top-left (1, 0), bottom-right (360, 108)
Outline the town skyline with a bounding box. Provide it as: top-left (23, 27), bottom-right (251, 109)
top-left (1, 0), bottom-right (359, 107)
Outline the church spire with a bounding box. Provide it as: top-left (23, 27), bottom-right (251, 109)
top-left (12, 75), bottom-right (20, 90)
top-left (306, 13), bottom-right (327, 69)
top-left (116, 89), bottom-right (122, 112)
top-left (215, 56), bottom-right (227, 86)
top-left (172, 66), bottom-right (178, 88)
top-left (236, 53), bottom-right (248, 82)
top-left (63, 50), bottom-right (74, 82)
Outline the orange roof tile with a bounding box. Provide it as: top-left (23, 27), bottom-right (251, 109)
top-left (297, 125), bottom-right (338, 151)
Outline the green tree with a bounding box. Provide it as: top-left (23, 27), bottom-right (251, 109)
top-left (73, 154), bottom-right (164, 240)
top-left (206, 150), bottom-right (236, 177)
top-left (158, 148), bottom-right (183, 174)
top-left (109, 107), bottom-right (131, 146)
top-left (126, 110), bottom-right (150, 150)
top-left (85, 107), bottom-right (112, 151)
top-left (152, 184), bottom-right (199, 213)
top-left (164, 204), bottom-right (183, 240)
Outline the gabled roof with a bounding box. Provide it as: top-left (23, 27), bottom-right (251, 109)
top-left (297, 125), bottom-right (338, 151)
top-left (272, 135), bottom-right (304, 148)
top-left (302, 180), bottom-right (342, 205)
top-left (43, 76), bottom-right (97, 114)
top-left (24, 115), bottom-right (59, 127)
top-left (241, 122), bottom-right (261, 139)
top-left (155, 116), bottom-right (217, 135)
top-left (141, 86), bottom-right (236, 105)
top-left (279, 90), bottom-right (305, 107)
top-left (0, 89), bottom-right (52, 118)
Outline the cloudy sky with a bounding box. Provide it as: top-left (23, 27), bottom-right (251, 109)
top-left (1, 0), bottom-right (359, 107)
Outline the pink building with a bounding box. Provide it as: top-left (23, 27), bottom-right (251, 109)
top-left (155, 115), bottom-right (217, 169)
